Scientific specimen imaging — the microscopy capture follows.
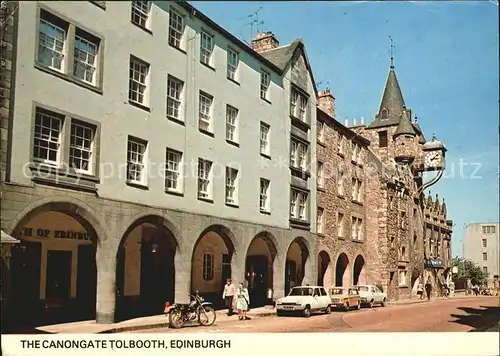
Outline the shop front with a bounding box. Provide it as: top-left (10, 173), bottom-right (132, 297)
top-left (424, 257), bottom-right (445, 297)
top-left (9, 211), bottom-right (97, 327)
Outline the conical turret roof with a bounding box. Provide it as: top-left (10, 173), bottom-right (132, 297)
top-left (394, 109), bottom-right (416, 137)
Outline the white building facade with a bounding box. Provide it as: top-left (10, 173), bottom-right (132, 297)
top-left (1, 0), bottom-right (318, 326)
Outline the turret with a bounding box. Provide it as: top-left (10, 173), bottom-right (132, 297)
top-left (393, 109), bottom-right (417, 163)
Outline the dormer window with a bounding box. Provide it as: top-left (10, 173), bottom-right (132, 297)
top-left (381, 108), bottom-right (388, 120)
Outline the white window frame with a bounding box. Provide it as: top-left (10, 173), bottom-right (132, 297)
top-left (202, 253), bottom-right (214, 281)
top-left (199, 92), bottom-right (213, 132)
top-left (260, 122), bottom-right (270, 156)
top-left (227, 47), bottom-right (239, 81)
top-left (260, 70), bottom-right (270, 100)
top-left (225, 167), bottom-right (239, 205)
top-left (129, 56), bottom-right (149, 106)
top-left (73, 32), bottom-right (98, 85)
top-left (200, 31), bottom-right (213, 66)
top-left (38, 18), bottom-right (66, 73)
top-left (317, 162), bottom-right (324, 188)
top-left (166, 75), bottom-right (184, 120)
top-left (290, 188), bottom-right (308, 221)
top-left (317, 208), bottom-right (324, 234)
top-left (226, 105), bottom-right (239, 143)
top-left (337, 212), bottom-right (344, 237)
top-left (290, 139), bottom-right (308, 171)
top-left (168, 8), bottom-right (184, 48)
top-left (33, 109), bottom-right (63, 166)
top-left (127, 137), bottom-right (147, 186)
top-left (165, 148), bottom-right (183, 193)
top-left (290, 88), bottom-right (308, 122)
top-left (260, 178), bottom-right (270, 212)
top-left (131, 1), bottom-right (151, 29)
top-left (337, 170), bottom-right (344, 196)
top-left (69, 120), bottom-right (94, 174)
top-left (197, 158), bottom-right (213, 199)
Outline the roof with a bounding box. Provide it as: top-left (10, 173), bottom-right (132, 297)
top-left (317, 108), bottom-right (370, 146)
top-left (259, 39), bottom-right (318, 95)
top-left (393, 110), bottom-right (416, 137)
top-left (1, 230), bottom-right (20, 244)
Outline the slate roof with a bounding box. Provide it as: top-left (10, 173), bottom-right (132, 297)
top-left (394, 110), bottom-right (416, 137)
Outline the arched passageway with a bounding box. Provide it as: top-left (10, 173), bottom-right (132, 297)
top-left (335, 253), bottom-right (351, 287)
top-left (116, 216), bottom-right (177, 321)
top-left (191, 225), bottom-right (235, 309)
top-left (7, 203), bottom-right (100, 329)
top-left (317, 250), bottom-right (333, 287)
top-left (285, 237), bottom-right (310, 295)
top-left (353, 255), bottom-right (366, 285)
top-left (245, 232), bottom-right (277, 307)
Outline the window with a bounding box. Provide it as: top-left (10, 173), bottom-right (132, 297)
top-left (129, 56), bottom-right (149, 106)
top-left (317, 162), bottom-right (324, 188)
top-left (482, 225), bottom-right (496, 234)
top-left (379, 131), bottom-right (388, 148)
top-left (381, 108), bottom-right (388, 120)
top-left (197, 159), bottom-right (212, 199)
top-left (131, 1), bottom-right (151, 29)
top-left (166, 75), bottom-right (184, 120)
top-left (401, 246), bottom-right (406, 260)
top-left (226, 105), bottom-right (239, 143)
top-left (202, 253), bottom-right (214, 281)
top-left (165, 148), bottom-right (183, 193)
top-left (290, 189), bottom-right (308, 220)
top-left (351, 144), bottom-right (359, 162)
top-left (225, 167), bottom-right (239, 205)
top-left (199, 92), bottom-right (213, 132)
top-left (337, 212), bottom-right (344, 237)
top-left (69, 120), bottom-right (94, 173)
top-left (317, 208), bottom-right (324, 234)
top-left (260, 178), bottom-right (270, 212)
top-left (338, 135), bottom-right (345, 155)
top-left (482, 239), bottom-right (487, 248)
top-left (33, 108), bottom-right (63, 166)
top-left (200, 31), bottom-right (213, 66)
top-left (483, 267), bottom-right (488, 275)
top-left (290, 88), bottom-right (308, 122)
top-left (290, 139), bottom-right (308, 170)
top-left (227, 48), bottom-right (239, 81)
top-left (398, 270), bottom-right (407, 286)
top-left (37, 10), bottom-right (102, 87)
top-left (317, 121), bottom-right (325, 143)
top-left (127, 137), bottom-right (147, 185)
top-left (482, 252), bottom-right (487, 261)
top-left (337, 170), bottom-right (344, 196)
top-left (168, 8), bottom-right (184, 48)
top-left (401, 212), bottom-right (406, 229)
top-left (260, 122), bottom-right (270, 156)
top-left (260, 70), bottom-right (270, 100)
top-left (351, 178), bottom-right (362, 202)
top-left (350, 217), bottom-right (363, 240)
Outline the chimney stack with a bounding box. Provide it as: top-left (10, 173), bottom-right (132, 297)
top-left (344, 119), bottom-right (349, 127)
top-left (251, 32), bottom-right (280, 53)
top-left (317, 87), bottom-right (336, 118)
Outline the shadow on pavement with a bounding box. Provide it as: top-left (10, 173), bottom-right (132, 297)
top-left (450, 305), bottom-right (500, 332)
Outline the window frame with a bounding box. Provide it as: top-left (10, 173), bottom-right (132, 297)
top-left (225, 166), bottom-right (239, 206)
top-left (166, 75), bottom-right (184, 122)
top-left (337, 212), bottom-right (344, 237)
top-left (126, 136), bottom-right (148, 186)
top-left (165, 147), bottom-right (183, 194)
top-left (290, 188), bottom-right (308, 221)
top-left (69, 119), bottom-right (95, 174)
top-left (227, 47), bottom-right (239, 81)
top-left (290, 87), bottom-right (308, 122)
top-left (200, 30), bottom-right (214, 66)
top-left (260, 122), bottom-right (270, 156)
top-left (317, 207), bottom-right (324, 234)
top-left (128, 55), bottom-right (150, 108)
top-left (259, 178), bottom-right (270, 213)
top-left (131, 0), bottom-right (152, 30)
top-left (225, 105), bottom-right (239, 143)
top-left (198, 91), bottom-right (214, 133)
top-left (168, 7), bottom-right (185, 49)
top-left (317, 162), bottom-right (324, 188)
top-left (260, 69), bottom-right (270, 101)
top-left (197, 158), bottom-right (213, 200)
top-left (202, 253), bottom-right (214, 281)
top-left (290, 138), bottom-right (309, 171)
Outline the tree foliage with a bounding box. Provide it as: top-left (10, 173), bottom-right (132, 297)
top-left (451, 257), bottom-right (488, 285)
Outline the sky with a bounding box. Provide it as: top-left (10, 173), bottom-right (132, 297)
top-left (191, 1), bottom-right (499, 257)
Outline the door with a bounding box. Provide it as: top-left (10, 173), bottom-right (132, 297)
top-left (319, 287), bottom-right (330, 308)
top-left (245, 255), bottom-right (268, 307)
top-left (221, 254), bottom-right (231, 293)
top-left (285, 260), bottom-right (297, 296)
top-left (45, 250), bottom-right (72, 301)
top-left (76, 244), bottom-right (97, 319)
top-left (312, 288), bottom-right (321, 310)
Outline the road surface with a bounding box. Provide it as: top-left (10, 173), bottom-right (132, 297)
top-left (128, 296), bottom-right (499, 333)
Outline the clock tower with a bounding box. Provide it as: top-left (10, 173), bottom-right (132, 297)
top-left (422, 134), bottom-right (447, 172)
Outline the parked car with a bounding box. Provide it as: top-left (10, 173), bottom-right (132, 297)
top-left (354, 284), bottom-right (387, 308)
top-left (329, 287), bottom-right (361, 311)
top-left (276, 286), bottom-right (332, 317)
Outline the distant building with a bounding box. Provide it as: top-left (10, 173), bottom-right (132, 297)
top-left (463, 223), bottom-right (499, 288)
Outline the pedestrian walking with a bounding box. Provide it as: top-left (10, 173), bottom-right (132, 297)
top-left (472, 284), bottom-right (479, 296)
top-left (222, 278), bottom-right (236, 316)
top-left (425, 279), bottom-right (432, 301)
top-left (417, 282), bottom-right (424, 300)
top-left (236, 282), bottom-right (250, 321)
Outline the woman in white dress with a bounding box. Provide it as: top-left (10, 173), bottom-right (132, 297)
top-left (236, 282), bottom-right (250, 320)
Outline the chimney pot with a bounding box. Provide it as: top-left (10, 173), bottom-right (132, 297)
top-left (353, 118), bottom-right (356, 126)
top-left (360, 117), bottom-right (365, 125)
top-left (344, 119), bottom-right (349, 127)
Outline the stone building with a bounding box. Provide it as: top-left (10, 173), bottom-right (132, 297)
top-left (0, 0), bottom-right (319, 327)
top-left (315, 89), bottom-right (371, 288)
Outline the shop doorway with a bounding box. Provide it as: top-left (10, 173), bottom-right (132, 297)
top-left (76, 244), bottom-right (97, 320)
top-left (246, 255), bottom-right (268, 307)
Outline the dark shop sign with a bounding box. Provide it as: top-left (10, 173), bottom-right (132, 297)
top-left (20, 227), bottom-right (91, 241)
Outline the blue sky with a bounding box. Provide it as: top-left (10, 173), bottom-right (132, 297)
top-left (192, 1), bottom-right (499, 257)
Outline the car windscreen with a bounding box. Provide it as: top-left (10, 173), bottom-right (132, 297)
top-left (289, 287), bottom-right (313, 296)
top-left (356, 286), bottom-right (369, 292)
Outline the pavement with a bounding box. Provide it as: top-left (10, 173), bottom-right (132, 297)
top-left (24, 293), bottom-right (495, 334)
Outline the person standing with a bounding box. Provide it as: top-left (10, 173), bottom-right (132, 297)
top-left (425, 278), bottom-right (432, 301)
top-left (417, 281), bottom-right (424, 300)
top-left (236, 282), bottom-right (250, 321)
top-left (472, 283), bottom-right (479, 296)
top-left (222, 278), bottom-right (235, 316)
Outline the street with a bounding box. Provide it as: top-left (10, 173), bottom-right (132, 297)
top-left (129, 296), bottom-right (499, 333)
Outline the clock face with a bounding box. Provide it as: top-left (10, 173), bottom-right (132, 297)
top-left (425, 151), bottom-right (441, 167)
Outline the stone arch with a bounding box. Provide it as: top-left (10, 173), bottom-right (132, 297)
top-left (317, 250), bottom-right (334, 287)
top-left (116, 214), bottom-right (179, 320)
top-left (284, 236), bottom-right (311, 295)
top-left (6, 197), bottom-right (105, 327)
top-left (335, 252), bottom-right (351, 287)
top-left (353, 254), bottom-right (366, 285)
top-left (245, 231), bottom-right (278, 307)
top-left (190, 225), bottom-right (236, 307)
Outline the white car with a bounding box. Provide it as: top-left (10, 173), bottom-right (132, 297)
top-left (275, 286), bottom-right (332, 317)
top-left (355, 284), bottom-right (387, 308)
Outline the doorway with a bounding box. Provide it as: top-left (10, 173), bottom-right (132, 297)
top-left (45, 250), bottom-right (72, 324)
top-left (246, 255), bottom-right (269, 307)
top-left (76, 244), bottom-right (97, 320)
top-left (285, 259), bottom-right (297, 296)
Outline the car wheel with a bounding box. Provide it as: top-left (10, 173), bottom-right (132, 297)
top-left (369, 300), bottom-right (374, 308)
top-left (344, 303), bottom-right (349, 312)
top-left (324, 305), bottom-right (331, 314)
top-left (381, 298), bottom-right (387, 307)
top-left (303, 306), bottom-right (311, 318)
top-left (356, 302), bottom-right (361, 310)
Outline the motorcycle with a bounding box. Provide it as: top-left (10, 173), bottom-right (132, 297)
top-left (164, 290), bottom-right (216, 329)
